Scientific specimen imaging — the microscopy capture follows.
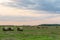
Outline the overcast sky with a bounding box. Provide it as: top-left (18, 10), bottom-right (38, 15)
top-left (0, 0), bottom-right (60, 25)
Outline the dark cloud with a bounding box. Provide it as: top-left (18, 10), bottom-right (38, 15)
top-left (1, 0), bottom-right (60, 13)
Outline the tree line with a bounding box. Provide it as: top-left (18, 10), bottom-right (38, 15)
top-left (39, 24), bottom-right (60, 26)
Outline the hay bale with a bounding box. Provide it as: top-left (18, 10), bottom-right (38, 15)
top-left (3, 27), bottom-right (9, 31)
top-left (8, 27), bottom-right (14, 31)
top-left (17, 27), bottom-right (23, 31)
top-left (37, 26), bottom-right (40, 29)
top-left (45, 27), bottom-right (48, 29)
top-left (56, 26), bottom-right (58, 28)
top-left (42, 27), bottom-right (44, 29)
top-left (3, 27), bottom-right (14, 31)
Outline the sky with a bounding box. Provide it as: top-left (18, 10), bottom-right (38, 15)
top-left (0, 0), bottom-right (60, 25)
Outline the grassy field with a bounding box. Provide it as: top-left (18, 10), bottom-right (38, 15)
top-left (0, 26), bottom-right (60, 40)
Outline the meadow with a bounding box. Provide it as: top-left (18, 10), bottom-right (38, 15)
top-left (0, 25), bottom-right (60, 40)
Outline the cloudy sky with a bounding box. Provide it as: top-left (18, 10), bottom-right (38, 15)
top-left (0, 0), bottom-right (60, 25)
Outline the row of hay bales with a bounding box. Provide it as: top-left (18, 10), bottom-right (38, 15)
top-left (1, 25), bottom-right (59, 31)
top-left (2, 27), bottom-right (23, 31)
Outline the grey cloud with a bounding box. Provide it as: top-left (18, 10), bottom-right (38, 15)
top-left (1, 0), bottom-right (60, 13)
top-left (0, 16), bottom-right (32, 21)
top-left (0, 16), bottom-right (41, 22)
top-left (0, 15), bottom-right (59, 22)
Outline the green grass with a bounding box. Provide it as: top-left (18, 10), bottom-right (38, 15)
top-left (0, 26), bottom-right (60, 40)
